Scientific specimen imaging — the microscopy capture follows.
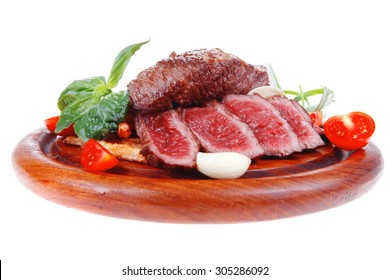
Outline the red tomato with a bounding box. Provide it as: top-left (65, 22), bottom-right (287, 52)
top-left (324, 111), bottom-right (375, 151)
top-left (117, 122), bottom-right (131, 139)
top-left (80, 139), bottom-right (119, 171)
top-left (310, 111), bottom-right (323, 127)
top-left (44, 116), bottom-right (75, 137)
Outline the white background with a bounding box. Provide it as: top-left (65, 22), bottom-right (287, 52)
top-left (1, 0), bottom-right (389, 279)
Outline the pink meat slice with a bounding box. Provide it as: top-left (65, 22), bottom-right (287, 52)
top-left (223, 94), bottom-right (302, 157)
top-left (135, 110), bottom-right (200, 170)
top-left (181, 102), bottom-right (264, 159)
top-left (267, 96), bottom-right (325, 150)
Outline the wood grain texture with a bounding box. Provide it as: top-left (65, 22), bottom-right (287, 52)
top-left (12, 128), bottom-right (384, 223)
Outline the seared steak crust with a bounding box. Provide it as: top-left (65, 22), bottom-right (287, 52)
top-left (128, 49), bottom-right (269, 112)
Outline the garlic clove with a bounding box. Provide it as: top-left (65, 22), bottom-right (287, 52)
top-left (196, 152), bottom-right (251, 179)
top-left (247, 86), bottom-right (284, 99)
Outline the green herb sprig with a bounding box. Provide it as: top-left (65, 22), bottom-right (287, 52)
top-left (267, 63), bottom-right (334, 113)
top-left (56, 40), bottom-right (150, 141)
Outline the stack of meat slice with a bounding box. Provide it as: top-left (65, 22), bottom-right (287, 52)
top-left (135, 95), bottom-right (325, 170)
top-left (222, 95), bottom-right (303, 157)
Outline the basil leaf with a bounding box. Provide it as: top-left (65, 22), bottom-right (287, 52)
top-left (57, 76), bottom-right (108, 111)
top-left (56, 94), bottom-right (100, 133)
top-left (106, 40), bottom-right (150, 89)
top-left (55, 40), bottom-right (148, 140)
top-left (73, 91), bottom-right (130, 141)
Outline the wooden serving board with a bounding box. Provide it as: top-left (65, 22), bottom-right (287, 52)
top-left (12, 128), bottom-right (384, 223)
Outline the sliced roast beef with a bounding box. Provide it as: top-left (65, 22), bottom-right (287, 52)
top-left (128, 48), bottom-right (269, 112)
top-left (135, 110), bottom-right (200, 170)
top-left (223, 94), bottom-right (302, 157)
top-left (267, 96), bottom-right (325, 150)
top-left (180, 102), bottom-right (264, 159)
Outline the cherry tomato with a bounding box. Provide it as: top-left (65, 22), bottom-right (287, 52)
top-left (310, 111), bottom-right (323, 127)
top-left (80, 139), bottom-right (119, 171)
top-left (44, 116), bottom-right (75, 137)
top-left (324, 111), bottom-right (375, 151)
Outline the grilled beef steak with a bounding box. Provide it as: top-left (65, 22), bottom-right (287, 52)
top-left (128, 49), bottom-right (269, 112)
top-left (129, 49), bottom-right (324, 170)
top-left (135, 110), bottom-right (200, 170)
top-left (180, 102), bottom-right (264, 159)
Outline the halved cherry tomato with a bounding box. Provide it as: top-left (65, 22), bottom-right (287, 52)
top-left (80, 139), bottom-right (119, 171)
top-left (324, 111), bottom-right (375, 151)
top-left (310, 111), bottom-right (323, 127)
top-left (44, 116), bottom-right (75, 137)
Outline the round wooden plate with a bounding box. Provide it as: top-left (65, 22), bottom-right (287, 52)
top-left (12, 128), bottom-right (384, 223)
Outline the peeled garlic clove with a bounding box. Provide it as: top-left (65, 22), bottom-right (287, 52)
top-left (247, 86), bottom-right (284, 99)
top-left (196, 152), bottom-right (251, 179)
